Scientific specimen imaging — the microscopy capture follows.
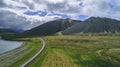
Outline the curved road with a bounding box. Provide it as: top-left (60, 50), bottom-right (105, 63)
top-left (20, 38), bottom-right (46, 67)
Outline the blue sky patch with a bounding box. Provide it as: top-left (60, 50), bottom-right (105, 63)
top-left (48, 13), bottom-right (71, 19)
top-left (77, 15), bottom-right (88, 21)
top-left (24, 10), bottom-right (47, 16)
top-left (38, 11), bottom-right (47, 16)
top-left (108, 3), bottom-right (114, 8)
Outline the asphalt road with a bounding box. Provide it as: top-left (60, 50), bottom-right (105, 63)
top-left (20, 38), bottom-right (46, 67)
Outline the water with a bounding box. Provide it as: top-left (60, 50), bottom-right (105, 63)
top-left (0, 39), bottom-right (22, 54)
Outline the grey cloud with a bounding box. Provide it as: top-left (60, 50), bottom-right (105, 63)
top-left (15, 0), bottom-right (81, 14)
top-left (0, 10), bottom-right (41, 31)
top-left (0, 0), bottom-right (6, 7)
top-left (19, 0), bottom-right (35, 10)
top-left (46, 1), bottom-right (81, 14)
top-left (47, 3), bottom-right (66, 11)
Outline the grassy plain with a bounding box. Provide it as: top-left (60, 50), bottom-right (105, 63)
top-left (0, 31), bottom-right (120, 67)
top-left (37, 35), bottom-right (120, 67)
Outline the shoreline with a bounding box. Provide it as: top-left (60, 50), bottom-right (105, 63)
top-left (0, 41), bottom-right (25, 55)
top-left (0, 38), bottom-right (24, 54)
top-left (0, 41), bottom-right (28, 67)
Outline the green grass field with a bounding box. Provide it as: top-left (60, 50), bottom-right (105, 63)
top-left (0, 31), bottom-right (120, 67)
top-left (10, 37), bottom-right (43, 67)
top-left (37, 35), bottom-right (120, 67)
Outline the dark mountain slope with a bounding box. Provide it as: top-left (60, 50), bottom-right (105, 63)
top-left (62, 17), bottom-right (120, 34)
top-left (23, 18), bottom-right (81, 36)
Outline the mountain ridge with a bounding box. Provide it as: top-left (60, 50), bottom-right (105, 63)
top-left (62, 17), bottom-right (120, 34)
top-left (22, 18), bottom-right (81, 36)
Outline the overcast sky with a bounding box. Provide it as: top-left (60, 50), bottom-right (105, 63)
top-left (0, 0), bottom-right (120, 30)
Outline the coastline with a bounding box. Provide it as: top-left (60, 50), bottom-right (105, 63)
top-left (0, 41), bottom-right (28, 67)
top-left (0, 41), bottom-right (25, 55)
top-left (0, 39), bottom-right (24, 54)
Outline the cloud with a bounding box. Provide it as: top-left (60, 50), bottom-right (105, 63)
top-left (1, 0), bottom-right (120, 19)
top-left (0, 8), bottom-right (60, 31)
top-left (0, 0), bottom-right (62, 31)
top-left (81, 0), bottom-right (110, 15)
top-left (0, 0), bottom-right (120, 31)
top-left (45, 0), bottom-right (65, 4)
top-left (0, 0), bottom-right (6, 7)
top-left (79, 0), bottom-right (120, 20)
top-left (0, 9), bottom-right (38, 31)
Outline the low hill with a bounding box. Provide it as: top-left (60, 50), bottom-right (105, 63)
top-left (22, 18), bottom-right (81, 36)
top-left (62, 17), bottom-right (120, 34)
top-left (0, 29), bottom-right (15, 34)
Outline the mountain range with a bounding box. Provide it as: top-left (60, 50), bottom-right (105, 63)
top-left (1, 17), bottom-right (120, 36)
top-left (22, 18), bottom-right (80, 36)
top-left (62, 17), bottom-right (120, 34)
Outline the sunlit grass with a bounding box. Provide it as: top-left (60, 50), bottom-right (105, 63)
top-left (40, 35), bottom-right (120, 67)
top-left (10, 37), bottom-right (42, 67)
top-left (1, 31), bottom-right (120, 67)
